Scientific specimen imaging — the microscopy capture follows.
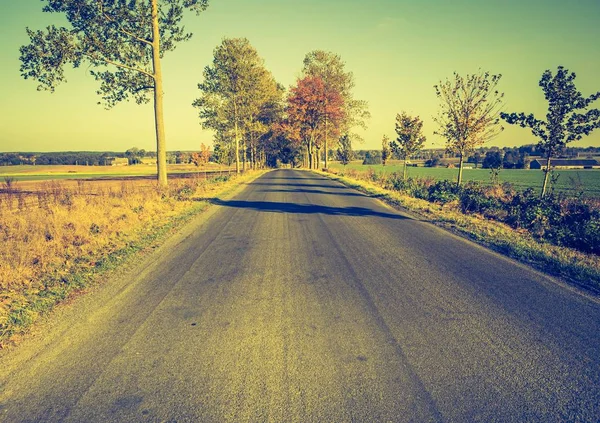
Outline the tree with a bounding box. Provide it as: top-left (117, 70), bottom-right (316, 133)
top-left (390, 112), bottom-right (426, 180)
top-left (501, 66), bottom-right (600, 196)
top-left (286, 75), bottom-right (343, 169)
top-left (336, 134), bottom-right (353, 165)
top-left (434, 70), bottom-right (504, 186)
top-left (191, 143), bottom-right (211, 166)
top-left (302, 50), bottom-right (370, 168)
top-left (381, 135), bottom-right (391, 166)
top-left (194, 38), bottom-right (280, 173)
top-left (482, 151), bottom-right (502, 169)
top-left (125, 146), bottom-right (145, 165)
top-left (19, 0), bottom-right (209, 187)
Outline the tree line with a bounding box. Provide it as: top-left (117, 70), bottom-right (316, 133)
top-left (18, 1), bottom-right (600, 196)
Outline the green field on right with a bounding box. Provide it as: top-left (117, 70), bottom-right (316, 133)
top-left (329, 161), bottom-right (600, 197)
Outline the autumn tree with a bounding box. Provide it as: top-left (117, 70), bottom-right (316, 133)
top-left (193, 38), bottom-right (280, 173)
top-left (286, 76), bottom-right (343, 169)
top-left (381, 135), bottom-right (391, 166)
top-left (434, 70), bottom-right (504, 186)
top-left (501, 66), bottom-right (600, 196)
top-left (191, 143), bottom-right (211, 166)
top-left (19, 0), bottom-right (209, 187)
top-left (302, 50), bottom-right (370, 168)
top-left (391, 112), bottom-right (427, 180)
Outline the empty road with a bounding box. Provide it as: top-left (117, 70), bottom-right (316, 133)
top-left (1, 169), bottom-right (599, 422)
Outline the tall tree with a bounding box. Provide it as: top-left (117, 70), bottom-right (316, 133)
top-left (302, 50), bottom-right (370, 168)
top-left (19, 0), bottom-right (209, 187)
top-left (193, 38), bottom-right (278, 173)
top-left (390, 112), bottom-right (427, 180)
top-left (501, 66), bottom-right (600, 196)
top-left (286, 76), bottom-right (343, 169)
top-left (381, 135), bottom-right (391, 166)
top-left (434, 70), bottom-right (504, 186)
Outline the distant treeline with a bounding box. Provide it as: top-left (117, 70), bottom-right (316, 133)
top-left (0, 149), bottom-right (209, 166)
top-left (352, 145), bottom-right (600, 168)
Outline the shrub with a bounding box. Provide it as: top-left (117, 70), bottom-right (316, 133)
top-left (427, 180), bottom-right (460, 204)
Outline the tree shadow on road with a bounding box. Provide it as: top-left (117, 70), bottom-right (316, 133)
top-left (250, 182), bottom-right (346, 189)
top-left (259, 188), bottom-right (366, 197)
top-left (209, 198), bottom-right (407, 219)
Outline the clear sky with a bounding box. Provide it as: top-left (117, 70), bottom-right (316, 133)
top-left (1, 0), bottom-right (599, 153)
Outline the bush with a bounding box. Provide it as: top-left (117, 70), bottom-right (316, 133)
top-left (427, 180), bottom-right (460, 204)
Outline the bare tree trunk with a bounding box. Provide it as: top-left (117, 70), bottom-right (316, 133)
top-left (457, 153), bottom-right (464, 186)
top-left (242, 140), bottom-right (246, 172)
top-left (403, 157), bottom-right (408, 180)
top-left (151, 0), bottom-right (167, 187)
top-left (308, 137), bottom-right (313, 169)
top-left (316, 146), bottom-right (321, 170)
top-left (324, 115), bottom-right (328, 170)
top-left (541, 155), bottom-right (552, 197)
top-left (233, 106), bottom-right (240, 174)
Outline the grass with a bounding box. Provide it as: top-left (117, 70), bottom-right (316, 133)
top-left (319, 169), bottom-right (600, 294)
top-left (330, 161), bottom-right (600, 197)
top-left (0, 170), bottom-right (266, 347)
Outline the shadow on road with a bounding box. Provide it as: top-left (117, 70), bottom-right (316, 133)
top-left (210, 198), bottom-right (407, 219)
top-left (251, 182), bottom-right (346, 189)
top-left (260, 188), bottom-right (366, 197)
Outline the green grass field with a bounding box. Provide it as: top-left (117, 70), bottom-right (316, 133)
top-left (330, 161), bottom-right (600, 196)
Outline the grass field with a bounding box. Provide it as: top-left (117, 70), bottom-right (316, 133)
top-left (330, 161), bottom-right (600, 196)
top-left (0, 163), bottom-right (232, 182)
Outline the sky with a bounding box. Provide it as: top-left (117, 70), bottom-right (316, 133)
top-left (1, 0), bottom-right (599, 153)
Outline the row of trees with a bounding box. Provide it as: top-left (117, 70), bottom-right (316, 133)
top-left (379, 68), bottom-right (599, 196)
top-left (193, 42), bottom-right (370, 172)
top-left (18, 2), bottom-right (600, 197)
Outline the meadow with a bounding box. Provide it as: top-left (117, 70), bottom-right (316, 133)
top-left (329, 161), bottom-right (600, 197)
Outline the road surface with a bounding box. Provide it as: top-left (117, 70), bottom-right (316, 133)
top-left (1, 169), bottom-right (599, 422)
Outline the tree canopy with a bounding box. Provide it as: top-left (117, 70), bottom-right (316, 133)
top-left (391, 112), bottom-right (427, 179)
top-left (433, 70), bottom-right (504, 186)
top-left (193, 37), bottom-right (282, 172)
top-left (501, 66), bottom-right (600, 196)
top-left (20, 0), bottom-right (210, 186)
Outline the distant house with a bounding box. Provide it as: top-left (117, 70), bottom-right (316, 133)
top-left (530, 158), bottom-right (600, 170)
top-left (105, 157), bottom-right (129, 166)
top-left (140, 157), bottom-right (157, 165)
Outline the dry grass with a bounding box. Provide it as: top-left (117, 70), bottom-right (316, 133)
top-left (0, 172), bottom-right (264, 345)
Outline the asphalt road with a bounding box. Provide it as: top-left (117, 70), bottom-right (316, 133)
top-left (1, 169), bottom-right (599, 422)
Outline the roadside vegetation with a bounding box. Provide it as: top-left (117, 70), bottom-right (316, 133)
top-left (328, 162), bottom-right (600, 197)
top-left (322, 167), bottom-right (600, 293)
top-left (0, 171), bottom-right (264, 347)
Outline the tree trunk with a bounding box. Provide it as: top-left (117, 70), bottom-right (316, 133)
top-left (233, 109), bottom-right (240, 174)
top-left (151, 0), bottom-right (167, 187)
top-left (457, 153), bottom-right (464, 186)
top-left (403, 157), bottom-right (408, 180)
top-left (242, 140), bottom-right (246, 172)
top-left (324, 115), bottom-right (328, 170)
top-left (316, 146), bottom-right (321, 170)
top-left (541, 154), bottom-right (552, 197)
top-left (308, 137), bottom-right (313, 169)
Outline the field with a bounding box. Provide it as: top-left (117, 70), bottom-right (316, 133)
top-left (0, 170), bottom-right (262, 345)
top-left (330, 161), bottom-right (600, 196)
top-left (0, 163), bottom-right (232, 182)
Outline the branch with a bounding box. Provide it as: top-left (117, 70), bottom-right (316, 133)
top-left (86, 52), bottom-right (155, 80)
top-left (98, 0), bottom-right (153, 47)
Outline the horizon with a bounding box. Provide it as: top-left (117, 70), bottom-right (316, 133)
top-left (1, 0), bottom-right (599, 153)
